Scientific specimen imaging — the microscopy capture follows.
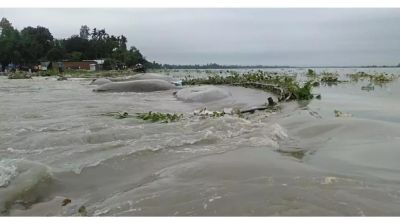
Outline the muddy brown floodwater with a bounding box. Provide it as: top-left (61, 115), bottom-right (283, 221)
top-left (1, 68), bottom-right (400, 216)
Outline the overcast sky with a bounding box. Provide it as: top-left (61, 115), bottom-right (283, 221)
top-left (1, 8), bottom-right (399, 66)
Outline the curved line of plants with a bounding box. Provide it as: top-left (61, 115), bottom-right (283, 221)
top-left (182, 71), bottom-right (315, 101)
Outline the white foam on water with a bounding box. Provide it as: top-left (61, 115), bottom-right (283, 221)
top-left (0, 160), bottom-right (18, 188)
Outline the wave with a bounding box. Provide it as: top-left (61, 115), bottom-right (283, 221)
top-left (0, 159), bottom-right (53, 214)
top-left (66, 116), bottom-right (288, 174)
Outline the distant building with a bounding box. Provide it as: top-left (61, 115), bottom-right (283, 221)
top-left (62, 60), bottom-right (104, 71)
top-left (40, 61), bottom-right (52, 71)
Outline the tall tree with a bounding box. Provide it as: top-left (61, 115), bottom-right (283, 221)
top-left (20, 26), bottom-right (54, 63)
top-left (124, 46), bottom-right (146, 67)
top-left (0, 18), bottom-right (21, 66)
top-left (64, 35), bottom-right (90, 58)
top-left (46, 47), bottom-right (64, 61)
top-left (79, 25), bottom-right (90, 40)
top-left (0, 18), bottom-right (154, 69)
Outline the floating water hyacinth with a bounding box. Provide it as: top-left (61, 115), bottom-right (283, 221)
top-left (182, 71), bottom-right (315, 101)
top-left (136, 111), bottom-right (183, 123)
top-left (334, 110), bottom-right (353, 117)
top-left (347, 72), bottom-right (398, 83)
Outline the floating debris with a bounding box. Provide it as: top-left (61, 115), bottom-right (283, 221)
top-left (136, 111), bottom-right (183, 123)
top-left (276, 147), bottom-right (307, 160)
top-left (320, 176), bottom-right (339, 185)
top-left (101, 111), bottom-right (133, 119)
top-left (61, 198), bottom-right (72, 206)
top-left (361, 83), bottom-right (375, 91)
top-left (57, 76), bottom-right (68, 81)
top-left (321, 75), bottom-right (339, 83)
top-left (78, 205), bottom-right (88, 216)
top-left (193, 108), bottom-right (225, 118)
top-left (334, 110), bottom-right (352, 117)
top-left (348, 72), bottom-right (397, 83)
top-left (306, 69), bottom-right (317, 78)
top-left (7, 72), bottom-right (32, 79)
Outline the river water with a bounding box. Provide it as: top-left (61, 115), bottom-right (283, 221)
top-left (1, 68), bottom-right (400, 216)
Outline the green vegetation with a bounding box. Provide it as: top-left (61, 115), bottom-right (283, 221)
top-left (306, 69), bottom-right (317, 78)
top-left (276, 148), bottom-right (307, 160)
top-left (101, 111), bottom-right (183, 122)
top-left (193, 108), bottom-right (227, 118)
top-left (7, 71), bottom-right (32, 79)
top-left (136, 112), bottom-right (183, 123)
top-left (334, 110), bottom-right (352, 117)
top-left (161, 63), bottom-right (293, 69)
top-left (361, 83), bottom-right (374, 91)
top-left (101, 107), bottom-right (281, 123)
top-left (347, 71), bottom-right (370, 82)
top-left (320, 72), bottom-right (340, 83)
top-left (373, 73), bottom-right (396, 83)
top-left (347, 72), bottom-right (397, 83)
top-left (78, 206), bottom-right (87, 216)
top-left (31, 69), bottom-right (140, 78)
top-left (305, 70), bottom-right (346, 85)
top-left (182, 71), bottom-right (315, 101)
top-left (101, 111), bottom-right (134, 119)
top-left (66, 69), bottom-right (137, 78)
top-left (0, 17), bottom-right (160, 70)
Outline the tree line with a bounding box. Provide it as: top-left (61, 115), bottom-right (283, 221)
top-left (0, 18), bottom-right (162, 71)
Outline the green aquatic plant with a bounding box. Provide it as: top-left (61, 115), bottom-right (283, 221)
top-left (347, 72), bottom-right (397, 83)
top-left (318, 72), bottom-right (347, 85)
top-left (361, 83), bottom-right (374, 91)
top-left (103, 110), bottom-right (233, 122)
top-left (334, 110), bottom-right (352, 117)
top-left (182, 71), bottom-right (314, 101)
top-left (294, 81), bottom-right (314, 100)
top-left (347, 71), bottom-right (370, 82)
top-left (312, 81), bottom-right (320, 87)
top-left (101, 111), bottom-right (183, 122)
top-left (276, 148), bottom-right (307, 160)
top-left (78, 205), bottom-right (88, 216)
top-left (101, 111), bottom-right (133, 119)
top-left (320, 75), bottom-right (339, 83)
top-left (212, 111), bottom-right (225, 118)
top-left (372, 73), bottom-right (396, 83)
top-left (306, 69), bottom-right (317, 78)
top-left (136, 111), bottom-right (183, 123)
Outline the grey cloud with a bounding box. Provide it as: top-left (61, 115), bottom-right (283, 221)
top-left (0, 8), bottom-right (399, 66)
